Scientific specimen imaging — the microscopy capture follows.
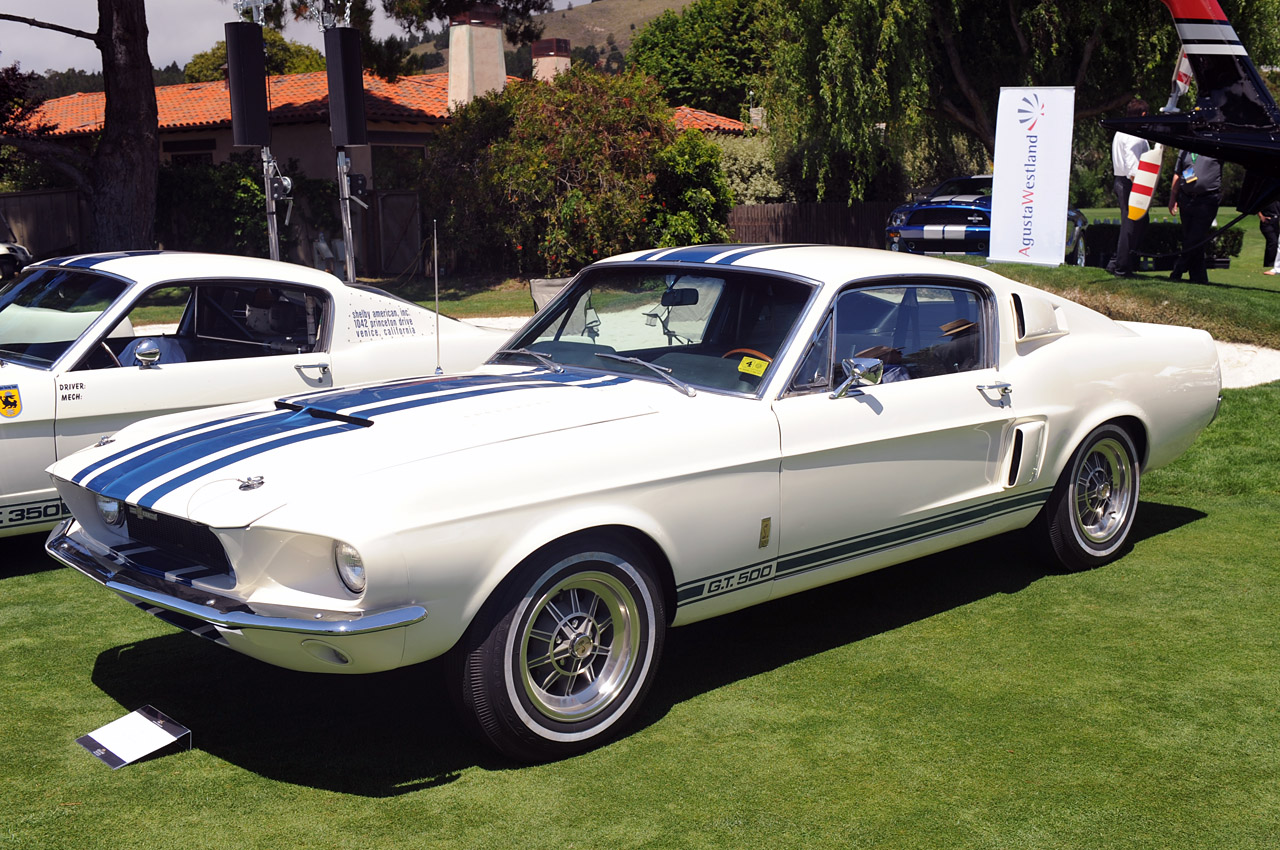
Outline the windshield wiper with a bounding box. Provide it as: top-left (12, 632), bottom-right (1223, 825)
top-left (496, 347), bottom-right (564, 373)
top-left (596, 353), bottom-right (695, 397)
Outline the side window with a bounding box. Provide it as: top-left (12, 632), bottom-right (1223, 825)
top-left (78, 283), bottom-right (329, 370)
top-left (835, 284), bottom-right (985, 381)
top-left (184, 285), bottom-right (327, 359)
top-left (786, 282), bottom-right (987, 393)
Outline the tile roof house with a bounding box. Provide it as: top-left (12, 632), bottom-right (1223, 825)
top-left (29, 29), bottom-right (744, 273)
top-left (34, 71), bottom-right (744, 179)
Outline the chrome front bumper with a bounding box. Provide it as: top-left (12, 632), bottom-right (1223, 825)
top-left (46, 520), bottom-right (427, 638)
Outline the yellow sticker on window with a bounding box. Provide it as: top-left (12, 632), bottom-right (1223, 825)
top-left (738, 356), bottom-right (768, 377)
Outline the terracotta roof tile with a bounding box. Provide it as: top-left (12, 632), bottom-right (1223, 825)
top-left (34, 71), bottom-right (457, 136)
top-left (33, 73), bottom-right (744, 136)
top-left (672, 105), bottom-right (745, 134)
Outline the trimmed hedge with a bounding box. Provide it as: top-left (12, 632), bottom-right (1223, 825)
top-left (1086, 218), bottom-right (1242, 269)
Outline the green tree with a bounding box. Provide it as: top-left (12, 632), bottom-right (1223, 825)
top-left (756, 0), bottom-right (1280, 203)
top-left (757, 0), bottom-right (927, 202)
top-left (629, 0), bottom-right (762, 118)
top-left (379, 0), bottom-right (551, 45)
top-left (0, 0), bottom-right (159, 250)
top-left (426, 65), bottom-right (733, 277)
top-left (184, 27), bottom-right (325, 82)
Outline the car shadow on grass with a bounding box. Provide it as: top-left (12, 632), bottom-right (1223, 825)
top-left (90, 640), bottom-right (492, 796)
top-left (1, 530), bottom-right (62, 579)
top-left (86, 500), bottom-right (1206, 794)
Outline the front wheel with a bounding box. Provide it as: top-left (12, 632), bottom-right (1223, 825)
top-left (451, 535), bottom-right (666, 762)
top-left (1038, 423), bottom-right (1140, 571)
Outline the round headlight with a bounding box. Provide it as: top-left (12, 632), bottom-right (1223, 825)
top-left (96, 494), bottom-right (124, 527)
top-left (334, 541), bottom-right (366, 594)
top-left (889, 211), bottom-right (907, 226)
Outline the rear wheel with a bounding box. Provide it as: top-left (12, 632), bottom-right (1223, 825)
top-left (452, 534), bottom-right (665, 762)
top-left (1039, 423), bottom-right (1140, 571)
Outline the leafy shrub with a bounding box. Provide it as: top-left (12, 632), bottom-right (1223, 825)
top-left (1086, 219), bottom-right (1243, 265)
top-left (425, 65), bottom-right (734, 277)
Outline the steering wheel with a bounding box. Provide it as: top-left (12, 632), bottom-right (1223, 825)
top-left (721, 347), bottom-right (772, 363)
top-left (98, 341), bottom-right (122, 368)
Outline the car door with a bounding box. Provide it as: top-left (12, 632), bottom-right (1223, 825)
top-left (769, 279), bottom-right (1022, 598)
top-left (52, 281), bottom-right (334, 460)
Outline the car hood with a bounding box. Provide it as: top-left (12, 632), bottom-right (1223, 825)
top-left (920, 194), bottom-right (990, 209)
top-left (54, 370), bottom-right (657, 528)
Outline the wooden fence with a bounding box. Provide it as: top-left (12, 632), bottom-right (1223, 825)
top-left (728, 201), bottom-right (896, 249)
top-left (0, 188), bottom-right (87, 259)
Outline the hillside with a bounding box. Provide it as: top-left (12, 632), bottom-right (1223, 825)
top-left (412, 0), bottom-right (689, 66)
top-left (534, 0), bottom-right (689, 54)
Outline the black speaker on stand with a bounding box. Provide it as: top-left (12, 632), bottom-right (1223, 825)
top-left (325, 26), bottom-right (368, 148)
top-left (225, 21), bottom-right (270, 148)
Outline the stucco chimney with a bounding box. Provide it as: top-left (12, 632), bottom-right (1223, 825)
top-left (532, 38), bottom-right (571, 82)
top-left (448, 3), bottom-right (506, 111)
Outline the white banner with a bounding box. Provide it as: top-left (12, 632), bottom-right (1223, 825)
top-left (990, 87), bottom-right (1075, 266)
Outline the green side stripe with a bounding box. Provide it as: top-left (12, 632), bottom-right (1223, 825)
top-left (675, 488), bottom-right (1051, 607)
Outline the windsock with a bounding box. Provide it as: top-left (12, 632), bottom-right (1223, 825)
top-left (1129, 144), bottom-right (1164, 220)
top-left (1160, 49), bottom-right (1194, 113)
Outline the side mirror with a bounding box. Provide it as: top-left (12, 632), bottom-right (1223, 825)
top-left (133, 338), bottom-right (161, 368)
top-left (831, 356), bottom-right (883, 398)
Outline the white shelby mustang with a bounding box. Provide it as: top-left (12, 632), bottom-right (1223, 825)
top-left (47, 244), bottom-right (1220, 762)
top-left (0, 251), bottom-right (503, 537)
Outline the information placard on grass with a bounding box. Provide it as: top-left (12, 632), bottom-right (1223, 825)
top-left (77, 705), bottom-right (191, 769)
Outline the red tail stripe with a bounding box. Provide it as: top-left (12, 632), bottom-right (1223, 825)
top-left (1160, 0), bottom-right (1228, 21)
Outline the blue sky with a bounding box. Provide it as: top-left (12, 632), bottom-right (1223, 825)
top-left (1, 0), bottom-right (576, 76)
top-left (0, 0), bottom-right (407, 75)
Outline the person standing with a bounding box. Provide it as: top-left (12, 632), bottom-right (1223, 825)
top-left (1259, 198), bottom-right (1280, 274)
top-left (1168, 150), bottom-right (1222, 284)
top-left (1109, 99), bottom-right (1151, 277)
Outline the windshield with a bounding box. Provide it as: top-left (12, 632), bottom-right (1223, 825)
top-left (0, 268), bottom-right (130, 368)
top-left (499, 264), bottom-right (814, 395)
top-left (930, 177), bottom-right (992, 198)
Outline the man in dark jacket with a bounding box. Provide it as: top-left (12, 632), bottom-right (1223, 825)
top-left (1259, 199), bottom-right (1280, 274)
top-left (1169, 150), bottom-right (1222, 284)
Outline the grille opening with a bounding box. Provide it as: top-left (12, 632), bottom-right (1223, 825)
top-left (125, 509), bottom-right (232, 575)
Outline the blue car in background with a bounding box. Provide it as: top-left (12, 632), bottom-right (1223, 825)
top-left (884, 175), bottom-right (1088, 265)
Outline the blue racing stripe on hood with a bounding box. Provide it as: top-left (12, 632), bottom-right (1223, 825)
top-left (86, 408), bottom-right (310, 497)
top-left (278, 371), bottom-right (603, 415)
top-left (71, 409), bottom-right (269, 487)
top-left (82, 371), bottom-right (630, 506)
top-left (133, 422), bottom-right (361, 508)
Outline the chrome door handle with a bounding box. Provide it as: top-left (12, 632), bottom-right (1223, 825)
top-left (977, 382), bottom-right (1012, 396)
top-left (295, 362), bottom-right (330, 375)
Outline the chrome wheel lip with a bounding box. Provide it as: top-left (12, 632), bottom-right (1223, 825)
top-left (1072, 436), bottom-right (1136, 546)
top-left (513, 557), bottom-right (642, 725)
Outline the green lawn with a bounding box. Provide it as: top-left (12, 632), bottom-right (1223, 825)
top-left (2, 396), bottom-right (1277, 846)
top-left (363, 214), bottom-right (1280, 350)
top-left (1014, 206), bottom-right (1280, 349)
top-left (5, 227), bottom-right (1278, 848)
